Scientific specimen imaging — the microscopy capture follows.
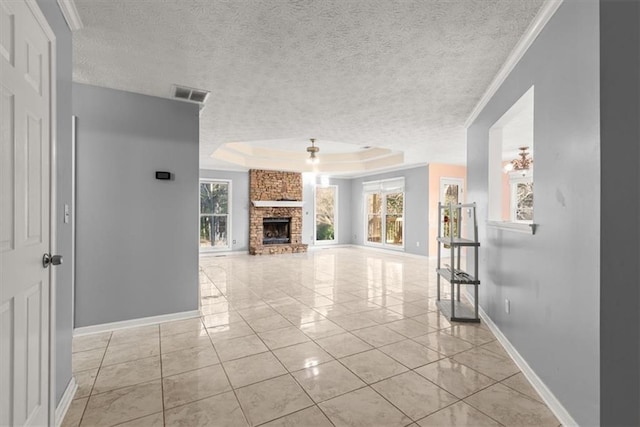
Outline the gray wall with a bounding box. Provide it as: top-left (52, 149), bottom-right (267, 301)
top-left (333, 178), bottom-right (353, 245)
top-left (466, 1), bottom-right (600, 424)
top-left (302, 175), bottom-right (314, 245)
top-left (599, 0), bottom-right (640, 425)
top-left (36, 0), bottom-right (73, 404)
top-left (73, 84), bottom-right (199, 327)
top-left (350, 166), bottom-right (429, 256)
top-left (302, 177), bottom-right (353, 246)
top-left (199, 169), bottom-right (250, 252)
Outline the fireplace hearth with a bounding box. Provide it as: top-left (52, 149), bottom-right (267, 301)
top-left (263, 217), bottom-right (291, 245)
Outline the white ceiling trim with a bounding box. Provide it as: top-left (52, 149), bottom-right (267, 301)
top-left (221, 142), bottom-right (394, 162)
top-left (57, 0), bottom-right (83, 30)
top-left (464, 0), bottom-right (563, 128)
top-left (346, 162), bottom-right (430, 180)
top-left (213, 143), bottom-right (405, 174)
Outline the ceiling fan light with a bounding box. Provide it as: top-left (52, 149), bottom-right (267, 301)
top-left (306, 138), bottom-right (319, 164)
top-left (307, 151), bottom-right (319, 164)
top-left (506, 146), bottom-right (533, 174)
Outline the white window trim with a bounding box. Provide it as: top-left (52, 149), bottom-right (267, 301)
top-left (199, 179), bottom-right (232, 252)
top-left (509, 173), bottom-right (533, 223)
top-left (363, 177), bottom-right (405, 193)
top-left (364, 191), bottom-right (383, 248)
top-left (363, 186), bottom-right (406, 251)
top-left (440, 177), bottom-right (464, 204)
top-left (314, 184), bottom-right (339, 245)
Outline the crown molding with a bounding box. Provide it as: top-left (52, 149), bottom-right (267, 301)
top-left (347, 162), bottom-right (429, 179)
top-left (464, 0), bottom-right (563, 128)
top-left (57, 0), bottom-right (83, 31)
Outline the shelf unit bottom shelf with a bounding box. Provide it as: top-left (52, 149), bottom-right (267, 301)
top-left (436, 299), bottom-right (480, 323)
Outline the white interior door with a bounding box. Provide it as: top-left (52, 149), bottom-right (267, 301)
top-left (1, 0), bottom-right (53, 425)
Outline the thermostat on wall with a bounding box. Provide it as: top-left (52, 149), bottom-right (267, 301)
top-left (155, 171), bottom-right (172, 180)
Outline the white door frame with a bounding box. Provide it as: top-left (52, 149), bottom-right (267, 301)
top-left (439, 177), bottom-right (464, 204)
top-left (30, 1), bottom-right (58, 423)
top-left (314, 184), bottom-right (338, 245)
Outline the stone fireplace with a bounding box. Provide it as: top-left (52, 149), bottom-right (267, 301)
top-left (249, 170), bottom-right (308, 255)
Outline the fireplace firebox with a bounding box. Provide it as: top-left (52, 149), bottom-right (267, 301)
top-left (263, 217), bottom-right (291, 245)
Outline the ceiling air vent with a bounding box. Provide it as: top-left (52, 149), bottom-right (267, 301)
top-left (171, 84), bottom-right (210, 108)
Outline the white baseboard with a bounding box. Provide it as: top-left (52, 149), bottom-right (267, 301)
top-left (200, 250), bottom-right (249, 257)
top-left (55, 377), bottom-right (77, 427)
top-left (74, 310), bottom-right (200, 336)
top-left (465, 291), bottom-right (578, 426)
top-left (308, 244), bottom-right (353, 251)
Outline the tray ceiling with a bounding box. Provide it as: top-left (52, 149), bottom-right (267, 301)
top-left (72, 0), bottom-right (544, 173)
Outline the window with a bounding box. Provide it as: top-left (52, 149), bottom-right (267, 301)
top-left (440, 178), bottom-right (464, 240)
top-left (385, 193), bottom-right (404, 246)
top-left (367, 193), bottom-right (382, 243)
top-left (200, 180), bottom-right (231, 250)
top-left (364, 178), bottom-right (405, 249)
top-left (315, 185), bottom-right (337, 244)
top-left (488, 86), bottom-right (535, 230)
top-left (510, 174), bottom-right (533, 222)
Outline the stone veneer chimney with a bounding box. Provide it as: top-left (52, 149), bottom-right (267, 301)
top-left (249, 169), bottom-right (308, 255)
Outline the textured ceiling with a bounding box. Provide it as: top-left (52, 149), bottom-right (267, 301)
top-left (72, 0), bottom-right (544, 173)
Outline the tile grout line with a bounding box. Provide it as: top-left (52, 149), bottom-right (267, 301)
top-left (360, 336), bottom-right (513, 425)
top-left (77, 331), bottom-right (113, 427)
top-left (77, 329), bottom-right (490, 425)
top-left (498, 372), bottom-right (546, 403)
top-left (157, 324), bottom-right (166, 427)
top-left (225, 295), bottom-right (317, 425)
top-left (75, 328), bottom-right (168, 424)
top-left (459, 374), bottom-right (549, 426)
top-left (407, 353), bottom-right (515, 426)
top-left (201, 315), bottom-right (253, 427)
top-left (266, 296), bottom-right (512, 425)
top-left (252, 403), bottom-right (336, 427)
top-left (413, 338), bottom-right (521, 426)
top-left (252, 294), bottom-right (439, 425)
top-left (460, 387), bottom-right (510, 426)
top-left (224, 289), bottom-right (343, 425)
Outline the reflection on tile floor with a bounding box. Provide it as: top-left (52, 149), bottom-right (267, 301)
top-left (64, 247), bottom-right (560, 427)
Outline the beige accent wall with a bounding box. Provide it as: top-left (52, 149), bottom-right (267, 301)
top-left (427, 163), bottom-right (467, 256)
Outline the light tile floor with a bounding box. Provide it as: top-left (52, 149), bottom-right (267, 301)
top-left (64, 247), bottom-right (560, 427)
